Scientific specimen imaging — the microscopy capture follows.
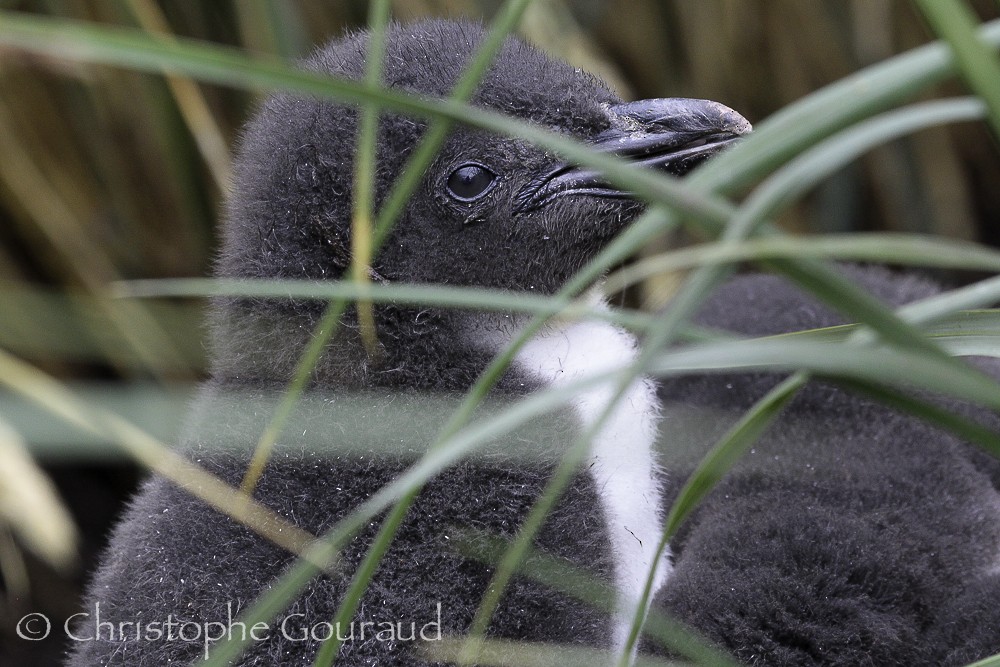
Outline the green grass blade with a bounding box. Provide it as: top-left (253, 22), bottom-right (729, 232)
top-left (762, 309), bottom-right (1000, 350)
top-left (239, 299), bottom-right (351, 494)
top-left (730, 98), bottom-right (985, 231)
top-left (638, 370), bottom-right (806, 665)
top-left (0, 348), bottom-right (319, 560)
top-left (650, 339), bottom-right (1000, 413)
top-left (772, 257), bottom-right (953, 358)
top-left (309, 0), bottom-right (391, 649)
top-left (898, 275), bottom-right (1000, 323)
top-left (202, 369), bottom-right (622, 666)
top-left (425, 639), bottom-right (685, 667)
top-left (831, 378), bottom-right (1000, 457)
top-left (914, 0), bottom-right (1000, 140)
top-left (372, 0), bottom-right (536, 248)
top-left (347, 0), bottom-right (391, 358)
top-left (116, 277), bottom-right (654, 331)
top-left (604, 232), bottom-right (1000, 294)
top-left (0, 10), bottom-right (735, 228)
top-left (663, 373), bottom-right (808, 539)
top-left (453, 532), bottom-right (739, 665)
top-left (688, 20), bottom-right (1000, 193)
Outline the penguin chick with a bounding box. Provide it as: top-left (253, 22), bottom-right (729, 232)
top-left (67, 20), bottom-right (748, 667)
top-left (650, 264), bottom-right (1000, 666)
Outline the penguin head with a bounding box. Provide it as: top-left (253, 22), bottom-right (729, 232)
top-left (219, 20), bottom-right (748, 295)
top-left (213, 20), bottom-right (748, 387)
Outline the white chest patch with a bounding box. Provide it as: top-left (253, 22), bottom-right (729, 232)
top-left (510, 301), bottom-right (671, 655)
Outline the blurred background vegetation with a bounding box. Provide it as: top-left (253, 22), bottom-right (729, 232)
top-left (2, 0), bottom-right (1000, 664)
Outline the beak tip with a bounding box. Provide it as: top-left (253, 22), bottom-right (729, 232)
top-left (708, 100), bottom-right (753, 136)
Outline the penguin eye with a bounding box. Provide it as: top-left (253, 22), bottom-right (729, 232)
top-left (446, 163), bottom-right (497, 201)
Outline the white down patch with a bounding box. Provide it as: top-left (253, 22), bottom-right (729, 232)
top-left (511, 298), bottom-right (670, 657)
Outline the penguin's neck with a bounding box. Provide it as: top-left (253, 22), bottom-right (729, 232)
top-left (496, 295), bottom-right (670, 654)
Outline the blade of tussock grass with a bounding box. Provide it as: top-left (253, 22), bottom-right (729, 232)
top-left (0, 347), bottom-right (321, 560)
top-left (604, 95), bottom-right (992, 291)
top-left (687, 20), bottom-right (1000, 193)
top-left (117, 262), bottom-right (1000, 353)
top-left (454, 532), bottom-right (740, 666)
top-left (0, 10), bottom-right (735, 228)
top-left (238, 299), bottom-right (351, 495)
top-left (122, 0), bottom-right (232, 191)
top-left (897, 274), bottom-right (1000, 322)
top-left (200, 368), bottom-right (631, 667)
top-left (0, 101), bottom-right (193, 379)
top-left (120, 229), bottom-right (1000, 312)
top-left (425, 639), bottom-right (685, 667)
top-left (703, 96), bottom-right (989, 361)
top-left (7, 308), bottom-right (1000, 459)
top-left (914, 0), bottom-right (1000, 141)
top-left (236, 0), bottom-right (392, 498)
top-left (238, 0), bottom-right (535, 499)
top-left (662, 373), bottom-right (808, 541)
top-left (0, 415), bottom-right (78, 571)
top-left (770, 309), bottom-right (1000, 350)
top-left (604, 232), bottom-right (1000, 293)
top-left (346, 0), bottom-right (390, 360)
top-left (116, 278), bottom-right (655, 330)
top-left (0, 12), bottom-right (999, 235)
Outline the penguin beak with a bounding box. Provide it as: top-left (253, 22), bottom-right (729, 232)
top-left (512, 98), bottom-right (751, 213)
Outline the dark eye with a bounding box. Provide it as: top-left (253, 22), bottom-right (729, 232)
top-left (446, 163), bottom-right (497, 201)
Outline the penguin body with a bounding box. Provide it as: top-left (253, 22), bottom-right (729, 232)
top-left (65, 18), bottom-right (1000, 667)
top-left (650, 264), bottom-right (1000, 666)
top-left (68, 20), bottom-right (747, 666)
